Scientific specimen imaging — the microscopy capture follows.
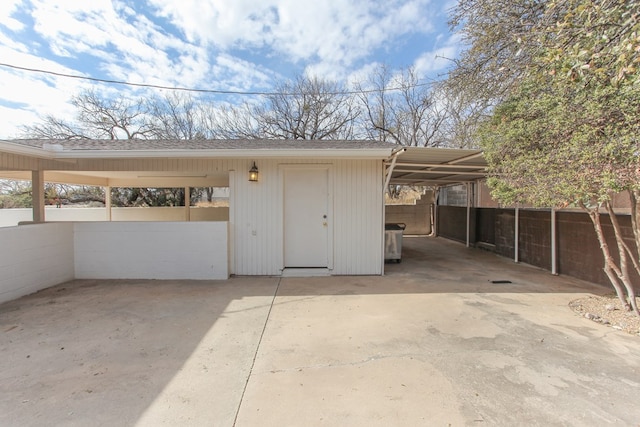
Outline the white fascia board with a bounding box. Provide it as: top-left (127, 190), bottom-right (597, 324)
top-left (49, 148), bottom-right (394, 160)
top-left (0, 141), bottom-right (56, 158)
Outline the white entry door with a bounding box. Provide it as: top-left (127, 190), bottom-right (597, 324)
top-left (283, 167), bottom-right (330, 268)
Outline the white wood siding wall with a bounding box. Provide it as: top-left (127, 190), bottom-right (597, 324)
top-left (333, 160), bottom-right (384, 275)
top-left (231, 159), bottom-right (384, 276)
top-left (231, 159), bottom-right (281, 275)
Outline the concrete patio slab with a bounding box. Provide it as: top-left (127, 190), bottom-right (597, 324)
top-left (2, 237), bottom-right (640, 426)
top-left (1, 277), bottom-right (280, 427)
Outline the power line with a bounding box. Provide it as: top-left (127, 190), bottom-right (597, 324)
top-left (0, 62), bottom-right (434, 96)
top-left (0, 62), bottom-right (272, 95)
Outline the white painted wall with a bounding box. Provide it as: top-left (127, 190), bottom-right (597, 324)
top-left (110, 207), bottom-right (228, 221)
top-left (74, 222), bottom-right (228, 280)
top-left (0, 223), bottom-right (75, 304)
top-left (0, 209), bottom-right (33, 227)
top-left (0, 207), bottom-right (229, 227)
top-left (46, 207), bottom-right (108, 222)
top-left (0, 221), bottom-right (228, 304)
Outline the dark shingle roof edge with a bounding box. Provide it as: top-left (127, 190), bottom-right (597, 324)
top-left (3, 138), bottom-right (396, 151)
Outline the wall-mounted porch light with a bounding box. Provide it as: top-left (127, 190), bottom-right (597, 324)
top-left (248, 161), bottom-right (259, 182)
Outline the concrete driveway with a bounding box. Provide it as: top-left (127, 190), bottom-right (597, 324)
top-left (1, 237), bottom-right (639, 426)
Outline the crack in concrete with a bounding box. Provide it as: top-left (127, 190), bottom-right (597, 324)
top-left (232, 277), bottom-right (281, 427)
top-left (261, 352), bottom-right (437, 374)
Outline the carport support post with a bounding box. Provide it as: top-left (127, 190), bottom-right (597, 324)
top-left (31, 170), bottom-right (45, 223)
top-left (105, 186), bottom-right (112, 221)
top-left (184, 187), bottom-right (191, 221)
top-left (551, 207), bottom-right (558, 275)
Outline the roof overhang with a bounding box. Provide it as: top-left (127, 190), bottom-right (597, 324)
top-left (0, 139), bottom-right (395, 187)
top-left (0, 140), bottom-right (487, 187)
top-left (386, 147), bottom-right (487, 186)
top-left (0, 139), bottom-right (394, 160)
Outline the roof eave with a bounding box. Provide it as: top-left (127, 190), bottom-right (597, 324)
top-left (46, 148), bottom-right (395, 160)
top-left (0, 140), bottom-right (56, 159)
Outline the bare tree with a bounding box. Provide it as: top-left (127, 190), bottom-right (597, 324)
top-left (20, 90), bottom-right (197, 206)
top-left (22, 89), bottom-right (155, 140)
top-left (430, 82), bottom-right (492, 149)
top-left (357, 65), bottom-right (446, 147)
top-left (203, 102), bottom-right (262, 139)
top-left (146, 93), bottom-right (210, 140)
top-left (209, 75), bottom-right (360, 140)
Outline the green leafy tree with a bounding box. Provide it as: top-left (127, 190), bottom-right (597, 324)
top-left (446, 0), bottom-right (547, 112)
top-left (475, 0), bottom-right (640, 313)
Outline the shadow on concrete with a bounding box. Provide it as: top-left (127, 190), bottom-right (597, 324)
top-left (277, 236), bottom-right (610, 297)
top-left (0, 277), bottom-right (279, 426)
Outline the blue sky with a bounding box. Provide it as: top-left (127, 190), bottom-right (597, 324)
top-left (0, 0), bottom-right (461, 138)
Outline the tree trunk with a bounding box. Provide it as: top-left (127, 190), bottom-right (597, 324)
top-left (630, 190), bottom-right (640, 265)
top-left (581, 203), bottom-right (631, 311)
top-left (605, 201), bottom-right (640, 315)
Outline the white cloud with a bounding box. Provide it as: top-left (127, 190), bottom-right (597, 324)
top-left (211, 54), bottom-right (275, 90)
top-left (150, 0), bottom-right (438, 70)
top-left (0, 38), bottom-right (94, 138)
top-left (0, 105), bottom-right (37, 138)
top-left (413, 33), bottom-right (462, 76)
top-left (0, 63), bottom-right (83, 138)
top-left (0, 0), bottom-right (26, 32)
top-left (7, 0), bottom-right (447, 89)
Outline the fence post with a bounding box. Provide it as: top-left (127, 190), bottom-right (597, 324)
top-left (514, 206), bottom-right (519, 263)
top-left (551, 208), bottom-right (558, 275)
top-left (466, 183), bottom-right (471, 247)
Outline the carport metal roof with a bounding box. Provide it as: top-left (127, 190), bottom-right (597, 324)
top-left (386, 147), bottom-right (487, 187)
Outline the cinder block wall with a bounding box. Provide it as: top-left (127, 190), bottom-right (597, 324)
top-left (74, 222), bottom-right (228, 280)
top-left (436, 205), bottom-right (476, 244)
top-left (0, 223), bottom-right (75, 304)
top-left (385, 193), bottom-right (433, 235)
top-left (437, 206), bottom-right (640, 290)
top-left (0, 221), bottom-right (229, 304)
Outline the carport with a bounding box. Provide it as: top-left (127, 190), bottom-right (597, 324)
top-left (385, 146), bottom-right (487, 246)
top-left (0, 140), bottom-right (488, 304)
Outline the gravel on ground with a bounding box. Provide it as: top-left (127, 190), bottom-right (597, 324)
top-left (569, 295), bottom-right (640, 336)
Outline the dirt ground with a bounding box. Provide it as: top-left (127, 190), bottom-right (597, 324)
top-left (569, 294), bottom-right (640, 336)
